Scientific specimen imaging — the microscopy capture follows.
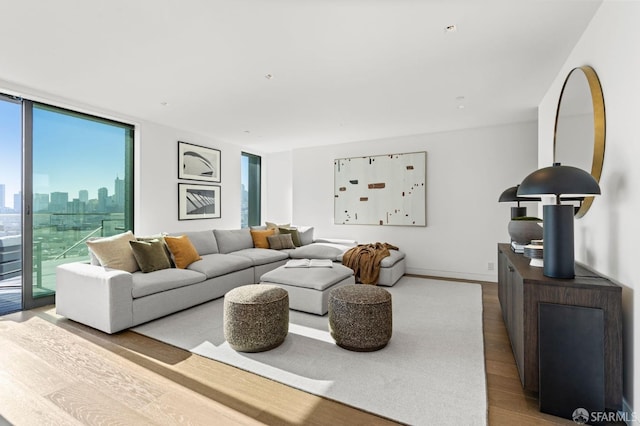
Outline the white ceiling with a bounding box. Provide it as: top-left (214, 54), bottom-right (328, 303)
top-left (0, 0), bottom-right (602, 153)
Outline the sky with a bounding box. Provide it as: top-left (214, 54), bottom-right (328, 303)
top-left (0, 100), bottom-right (22, 209)
top-left (0, 99), bottom-right (127, 209)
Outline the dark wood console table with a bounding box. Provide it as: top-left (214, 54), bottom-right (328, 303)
top-left (497, 243), bottom-right (622, 410)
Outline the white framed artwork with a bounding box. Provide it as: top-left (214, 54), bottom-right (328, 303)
top-left (334, 152), bottom-right (426, 226)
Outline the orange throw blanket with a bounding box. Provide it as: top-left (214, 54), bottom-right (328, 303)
top-left (342, 242), bottom-right (399, 285)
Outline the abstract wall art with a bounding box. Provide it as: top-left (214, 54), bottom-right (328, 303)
top-left (178, 183), bottom-right (221, 220)
top-left (178, 141), bottom-right (221, 182)
top-left (334, 152), bottom-right (426, 226)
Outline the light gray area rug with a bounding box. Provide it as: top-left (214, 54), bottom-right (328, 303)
top-left (133, 277), bottom-right (487, 425)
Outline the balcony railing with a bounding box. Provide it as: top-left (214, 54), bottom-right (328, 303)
top-left (0, 213), bottom-right (125, 292)
top-left (0, 235), bottom-right (21, 282)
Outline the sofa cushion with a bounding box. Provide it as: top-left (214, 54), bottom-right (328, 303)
top-left (187, 253), bottom-right (253, 279)
top-left (180, 230), bottom-right (219, 255)
top-left (250, 229), bottom-right (275, 249)
top-left (86, 230), bottom-right (139, 273)
top-left (231, 248), bottom-right (289, 266)
top-left (268, 234), bottom-right (296, 250)
top-left (213, 229), bottom-right (254, 254)
top-left (164, 235), bottom-right (202, 269)
top-left (131, 268), bottom-right (206, 298)
top-left (260, 264), bottom-right (354, 291)
top-left (289, 242), bottom-right (350, 260)
top-left (129, 239), bottom-right (172, 273)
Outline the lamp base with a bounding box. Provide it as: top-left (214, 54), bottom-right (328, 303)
top-left (542, 204), bottom-right (575, 279)
top-left (511, 206), bottom-right (527, 219)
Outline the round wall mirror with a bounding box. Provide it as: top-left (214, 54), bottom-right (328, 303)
top-left (553, 65), bottom-right (606, 218)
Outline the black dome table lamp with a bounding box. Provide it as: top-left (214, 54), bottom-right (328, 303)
top-left (498, 185), bottom-right (540, 218)
top-left (517, 163), bottom-right (601, 278)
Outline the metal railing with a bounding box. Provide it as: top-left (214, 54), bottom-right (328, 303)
top-left (54, 226), bottom-right (103, 260)
top-left (1, 214), bottom-right (125, 290)
top-left (0, 235), bottom-right (21, 283)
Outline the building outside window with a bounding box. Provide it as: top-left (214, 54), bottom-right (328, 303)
top-left (241, 152), bottom-right (261, 228)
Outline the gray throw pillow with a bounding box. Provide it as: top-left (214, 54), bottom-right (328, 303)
top-left (268, 234), bottom-right (296, 250)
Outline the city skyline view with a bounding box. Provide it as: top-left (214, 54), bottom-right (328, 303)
top-left (0, 100), bottom-right (129, 209)
top-left (0, 177), bottom-right (125, 213)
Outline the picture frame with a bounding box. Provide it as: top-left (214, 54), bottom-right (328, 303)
top-left (334, 151), bottom-right (426, 226)
top-left (178, 183), bottom-right (221, 220)
top-left (178, 141), bottom-right (221, 182)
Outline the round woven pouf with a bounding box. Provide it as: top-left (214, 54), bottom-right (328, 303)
top-left (223, 284), bottom-right (289, 352)
top-left (328, 284), bottom-right (392, 352)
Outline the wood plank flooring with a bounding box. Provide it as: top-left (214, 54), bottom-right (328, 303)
top-left (0, 278), bottom-right (577, 425)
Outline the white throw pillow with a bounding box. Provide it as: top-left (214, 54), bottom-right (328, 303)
top-left (86, 230), bottom-right (139, 272)
top-left (297, 226), bottom-right (315, 246)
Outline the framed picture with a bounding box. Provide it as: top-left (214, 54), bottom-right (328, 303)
top-left (334, 151), bottom-right (426, 226)
top-left (178, 141), bottom-right (221, 182)
top-left (178, 183), bottom-right (221, 220)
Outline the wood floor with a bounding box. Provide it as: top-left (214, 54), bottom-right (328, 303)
top-left (0, 278), bottom-right (577, 425)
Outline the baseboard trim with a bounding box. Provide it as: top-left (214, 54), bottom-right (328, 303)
top-left (406, 267), bottom-right (497, 284)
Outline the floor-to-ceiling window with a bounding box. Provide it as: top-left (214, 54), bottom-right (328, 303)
top-left (1, 95), bottom-right (134, 310)
top-left (0, 95), bottom-right (23, 315)
top-left (241, 152), bottom-right (261, 228)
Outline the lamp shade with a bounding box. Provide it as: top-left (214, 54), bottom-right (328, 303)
top-left (498, 185), bottom-right (540, 203)
top-left (517, 163), bottom-right (601, 201)
top-left (500, 185), bottom-right (541, 219)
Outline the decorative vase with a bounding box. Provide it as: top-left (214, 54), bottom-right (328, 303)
top-left (508, 218), bottom-right (543, 245)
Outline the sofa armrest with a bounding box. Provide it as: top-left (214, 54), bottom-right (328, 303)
top-left (313, 238), bottom-right (357, 247)
top-left (56, 262), bottom-right (134, 334)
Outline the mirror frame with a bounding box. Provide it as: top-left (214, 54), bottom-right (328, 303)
top-left (553, 65), bottom-right (606, 218)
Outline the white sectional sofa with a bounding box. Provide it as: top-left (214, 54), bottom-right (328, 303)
top-left (56, 228), bottom-right (406, 334)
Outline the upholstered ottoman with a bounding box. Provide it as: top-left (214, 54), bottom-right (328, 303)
top-left (328, 284), bottom-right (392, 352)
top-left (223, 284), bottom-right (289, 352)
top-left (259, 264), bottom-right (355, 315)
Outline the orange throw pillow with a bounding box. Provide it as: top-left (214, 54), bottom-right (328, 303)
top-left (250, 229), bottom-right (275, 249)
top-left (164, 235), bottom-right (202, 269)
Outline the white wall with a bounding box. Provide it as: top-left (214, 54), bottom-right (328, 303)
top-left (267, 122), bottom-right (538, 282)
top-left (538, 0), bottom-right (640, 414)
top-left (263, 150), bottom-right (293, 224)
top-left (0, 78), bottom-right (245, 236)
top-left (135, 122), bottom-right (244, 235)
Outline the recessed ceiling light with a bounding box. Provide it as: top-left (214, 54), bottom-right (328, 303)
top-left (455, 96), bottom-right (465, 101)
top-left (160, 101), bottom-right (168, 106)
top-left (445, 24), bottom-right (457, 33)
top-left (265, 73), bottom-right (274, 80)
top-left (244, 130), bottom-right (251, 134)
top-left (457, 105), bottom-right (465, 110)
